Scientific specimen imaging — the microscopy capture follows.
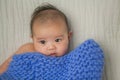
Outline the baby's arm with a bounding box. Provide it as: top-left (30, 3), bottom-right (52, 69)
top-left (15, 43), bottom-right (35, 54)
top-left (0, 56), bottom-right (12, 74)
top-left (0, 43), bottom-right (35, 74)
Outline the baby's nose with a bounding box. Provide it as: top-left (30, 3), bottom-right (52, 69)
top-left (47, 44), bottom-right (56, 50)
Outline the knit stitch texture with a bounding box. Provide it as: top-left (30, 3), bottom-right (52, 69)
top-left (0, 39), bottom-right (104, 80)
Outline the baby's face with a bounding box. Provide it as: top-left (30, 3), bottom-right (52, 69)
top-left (32, 19), bottom-right (71, 57)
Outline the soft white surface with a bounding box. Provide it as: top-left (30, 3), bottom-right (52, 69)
top-left (0, 0), bottom-right (120, 80)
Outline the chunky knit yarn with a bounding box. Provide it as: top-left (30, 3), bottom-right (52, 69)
top-left (0, 39), bottom-right (104, 80)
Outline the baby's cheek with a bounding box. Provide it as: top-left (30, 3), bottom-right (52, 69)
top-left (35, 46), bottom-right (45, 52)
top-left (34, 44), bottom-right (42, 52)
top-left (39, 47), bottom-right (49, 55)
top-left (59, 43), bottom-right (68, 53)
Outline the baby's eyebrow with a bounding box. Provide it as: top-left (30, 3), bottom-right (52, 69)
top-left (36, 35), bottom-right (64, 40)
top-left (36, 37), bottom-right (45, 40)
top-left (55, 35), bottom-right (64, 38)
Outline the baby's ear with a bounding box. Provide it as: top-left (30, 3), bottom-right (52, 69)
top-left (30, 35), bottom-right (33, 39)
top-left (68, 31), bottom-right (72, 40)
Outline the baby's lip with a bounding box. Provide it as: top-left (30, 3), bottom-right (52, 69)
top-left (50, 53), bottom-right (56, 56)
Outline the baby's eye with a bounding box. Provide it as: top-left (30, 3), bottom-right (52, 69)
top-left (55, 38), bottom-right (62, 42)
top-left (39, 40), bottom-right (46, 44)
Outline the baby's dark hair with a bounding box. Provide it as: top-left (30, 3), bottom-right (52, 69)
top-left (30, 3), bottom-right (70, 36)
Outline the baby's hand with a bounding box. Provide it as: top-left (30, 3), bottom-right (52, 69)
top-left (15, 43), bottom-right (35, 54)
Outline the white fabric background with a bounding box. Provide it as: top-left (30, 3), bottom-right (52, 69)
top-left (0, 0), bottom-right (120, 80)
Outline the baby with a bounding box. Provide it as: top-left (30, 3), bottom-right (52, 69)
top-left (0, 3), bottom-right (72, 74)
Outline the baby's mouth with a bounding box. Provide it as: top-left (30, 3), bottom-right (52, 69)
top-left (50, 53), bottom-right (56, 56)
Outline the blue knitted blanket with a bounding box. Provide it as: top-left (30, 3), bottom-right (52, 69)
top-left (0, 39), bottom-right (104, 80)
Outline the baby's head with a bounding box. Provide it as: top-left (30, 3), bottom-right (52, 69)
top-left (30, 4), bottom-right (72, 57)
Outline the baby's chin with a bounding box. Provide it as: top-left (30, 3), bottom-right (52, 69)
top-left (51, 53), bottom-right (66, 57)
top-left (36, 51), bottom-right (66, 57)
